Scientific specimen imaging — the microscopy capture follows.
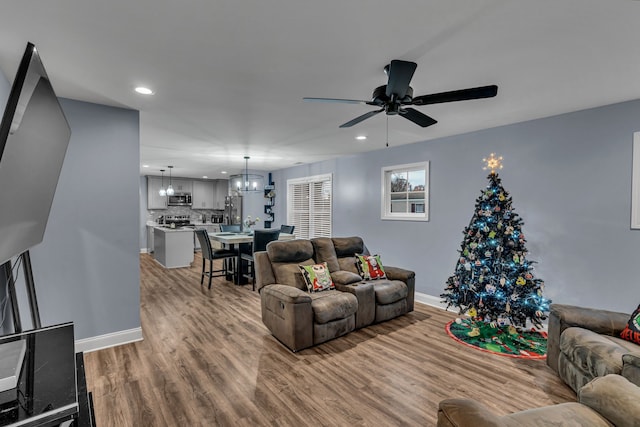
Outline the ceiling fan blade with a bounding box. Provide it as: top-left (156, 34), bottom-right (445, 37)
top-left (339, 109), bottom-right (384, 128)
top-left (411, 85), bottom-right (498, 106)
top-left (399, 107), bottom-right (438, 128)
top-left (303, 97), bottom-right (374, 105)
top-left (385, 60), bottom-right (417, 99)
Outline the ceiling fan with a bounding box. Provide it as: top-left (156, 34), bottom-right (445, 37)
top-left (303, 60), bottom-right (498, 128)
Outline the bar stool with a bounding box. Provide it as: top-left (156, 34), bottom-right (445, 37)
top-left (194, 229), bottom-right (236, 289)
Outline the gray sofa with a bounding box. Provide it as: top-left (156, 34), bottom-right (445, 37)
top-left (437, 374), bottom-right (640, 427)
top-left (436, 304), bottom-right (640, 426)
top-left (547, 303), bottom-right (640, 392)
top-left (254, 236), bottom-right (415, 352)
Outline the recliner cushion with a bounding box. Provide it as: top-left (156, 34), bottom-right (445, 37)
top-left (560, 327), bottom-right (627, 378)
top-left (310, 290), bottom-right (358, 324)
top-left (371, 280), bottom-right (408, 305)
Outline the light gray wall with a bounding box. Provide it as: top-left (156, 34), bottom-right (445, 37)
top-left (19, 98), bottom-right (141, 340)
top-left (140, 176), bottom-right (148, 250)
top-left (272, 99), bottom-right (640, 315)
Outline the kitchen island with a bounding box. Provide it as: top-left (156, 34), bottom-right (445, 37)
top-left (153, 226), bottom-right (194, 268)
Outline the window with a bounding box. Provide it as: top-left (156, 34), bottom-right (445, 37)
top-left (381, 161), bottom-right (429, 221)
top-left (287, 174), bottom-right (332, 239)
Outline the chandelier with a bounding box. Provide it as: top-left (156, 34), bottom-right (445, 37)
top-left (229, 156), bottom-right (264, 194)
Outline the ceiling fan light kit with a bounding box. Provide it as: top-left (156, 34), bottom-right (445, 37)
top-left (304, 59), bottom-right (498, 129)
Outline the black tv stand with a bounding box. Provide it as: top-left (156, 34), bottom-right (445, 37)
top-left (0, 323), bottom-right (95, 427)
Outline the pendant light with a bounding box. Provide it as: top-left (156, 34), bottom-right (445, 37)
top-left (229, 156), bottom-right (264, 194)
top-left (166, 165), bottom-right (175, 196)
top-left (158, 169), bottom-right (167, 196)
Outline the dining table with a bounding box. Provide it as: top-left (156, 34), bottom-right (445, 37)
top-left (208, 231), bottom-right (295, 284)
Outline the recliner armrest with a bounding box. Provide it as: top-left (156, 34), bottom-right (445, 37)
top-left (547, 304), bottom-right (629, 373)
top-left (437, 399), bottom-right (508, 427)
top-left (384, 266), bottom-right (415, 282)
top-left (261, 284), bottom-right (311, 304)
top-left (331, 270), bottom-right (362, 286)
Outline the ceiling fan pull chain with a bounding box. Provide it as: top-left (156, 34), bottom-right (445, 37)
top-left (386, 115), bottom-right (389, 147)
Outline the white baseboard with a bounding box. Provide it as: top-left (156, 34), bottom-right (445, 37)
top-left (415, 292), bottom-right (457, 312)
top-left (75, 327), bottom-right (143, 353)
top-left (140, 248), bottom-right (149, 254)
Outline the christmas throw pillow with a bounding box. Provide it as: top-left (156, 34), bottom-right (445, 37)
top-left (620, 304), bottom-right (640, 345)
top-left (299, 262), bottom-right (335, 293)
top-left (356, 254), bottom-right (386, 280)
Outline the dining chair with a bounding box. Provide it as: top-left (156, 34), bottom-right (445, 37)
top-left (280, 224), bottom-right (295, 234)
top-left (241, 229), bottom-right (280, 290)
top-left (194, 229), bottom-right (236, 289)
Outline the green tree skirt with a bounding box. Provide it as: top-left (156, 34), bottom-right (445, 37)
top-left (445, 318), bottom-right (547, 359)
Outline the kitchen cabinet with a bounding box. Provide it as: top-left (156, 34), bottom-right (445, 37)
top-left (147, 176), bottom-right (167, 209)
top-left (154, 227), bottom-right (194, 268)
top-left (213, 179), bottom-right (229, 209)
top-left (168, 178), bottom-right (192, 194)
top-left (192, 180), bottom-right (215, 209)
top-left (146, 225), bottom-right (155, 253)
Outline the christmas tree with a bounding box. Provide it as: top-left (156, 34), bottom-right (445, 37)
top-left (441, 154), bottom-right (550, 329)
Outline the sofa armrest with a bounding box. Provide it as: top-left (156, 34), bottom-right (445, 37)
top-left (437, 399), bottom-right (509, 427)
top-left (254, 251), bottom-right (276, 294)
top-left (260, 284), bottom-right (313, 352)
top-left (547, 304), bottom-right (629, 373)
top-left (623, 353), bottom-right (640, 387)
top-left (384, 266), bottom-right (415, 282)
top-left (384, 266), bottom-right (416, 312)
top-left (334, 281), bottom-right (375, 328)
top-left (331, 270), bottom-right (362, 286)
top-left (578, 374), bottom-right (640, 426)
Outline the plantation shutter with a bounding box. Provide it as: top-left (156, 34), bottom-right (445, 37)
top-left (287, 174), bottom-right (332, 239)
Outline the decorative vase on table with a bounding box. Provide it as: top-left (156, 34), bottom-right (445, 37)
top-left (243, 215), bottom-right (260, 233)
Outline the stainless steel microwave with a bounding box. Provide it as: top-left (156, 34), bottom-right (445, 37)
top-left (167, 193), bottom-right (192, 206)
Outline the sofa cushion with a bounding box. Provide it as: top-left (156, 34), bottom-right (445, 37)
top-left (310, 237), bottom-right (340, 273)
top-left (356, 254), bottom-right (387, 280)
top-left (620, 304), bottom-right (640, 345)
top-left (267, 239), bottom-right (315, 263)
top-left (578, 374), bottom-right (640, 427)
top-left (371, 280), bottom-right (408, 305)
top-left (560, 327), bottom-right (627, 378)
top-left (299, 262), bottom-right (335, 292)
top-left (310, 290), bottom-right (358, 324)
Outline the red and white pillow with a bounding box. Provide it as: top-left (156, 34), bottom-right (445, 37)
top-left (620, 304), bottom-right (640, 345)
top-left (356, 254), bottom-right (386, 280)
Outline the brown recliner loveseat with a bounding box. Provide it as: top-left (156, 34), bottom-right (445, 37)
top-left (254, 236), bottom-right (415, 352)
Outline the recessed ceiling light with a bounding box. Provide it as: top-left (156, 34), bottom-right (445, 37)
top-left (355, 135), bottom-right (367, 140)
top-left (142, 164), bottom-right (149, 168)
top-left (202, 176), bottom-right (208, 179)
top-left (134, 86), bottom-right (154, 95)
top-left (221, 171), bottom-right (227, 174)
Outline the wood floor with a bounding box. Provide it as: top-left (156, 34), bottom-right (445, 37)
top-left (83, 253), bottom-right (576, 426)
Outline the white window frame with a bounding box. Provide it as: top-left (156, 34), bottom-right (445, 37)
top-left (381, 161), bottom-right (429, 221)
top-left (287, 173), bottom-right (332, 239)
top-left (632, 132), bottom-right (640, 229)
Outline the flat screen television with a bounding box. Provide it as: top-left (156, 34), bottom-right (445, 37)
top-left (0, 42), bottom-right (71, 266)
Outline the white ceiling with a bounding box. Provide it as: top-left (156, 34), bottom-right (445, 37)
top-left (1, 1), bottom-right (639, 179)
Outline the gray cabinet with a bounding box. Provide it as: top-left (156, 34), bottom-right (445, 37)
top-left (168, 178), bottom-right (192, 194)
top-left (213, 180), bottom-right (229, 209)
top-left (147, 176), bottom-right (167, 209)
top-left (192, 180), bottom-right (215, 209)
